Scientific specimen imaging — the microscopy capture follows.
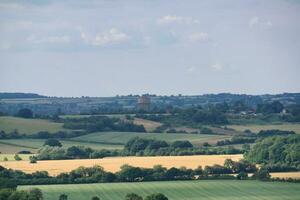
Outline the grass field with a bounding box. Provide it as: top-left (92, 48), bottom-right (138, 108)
top-left (0, 141), bottom-right (37, 154)
top-left (0, 116), bottom-right (66, 134)
top-left (19, 180), bottom-right (300, 200)
top-left (227, 123), bottom-right (300, 134)
top-left (0, 154), bottom-right (242, 175)
top-left (0, 139), bottom-right (123, 154)
top-left (0, 153), bottom-right (32, 161)
top-left (72, 131), bottom-right (230, 146)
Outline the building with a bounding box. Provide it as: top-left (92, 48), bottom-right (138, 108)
top-left (137, 95), bottom-right (151, 111)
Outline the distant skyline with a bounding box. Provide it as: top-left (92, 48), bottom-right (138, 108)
top-left (1, 0), bottom-right (300, 97)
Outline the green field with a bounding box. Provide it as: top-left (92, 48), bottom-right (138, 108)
top-left (72, 132), bottom-right (230, 146)
top-left (0, 139), bottom-right (123, 154)
top-left (227, 123), bottom-right (300, 134)
top-left (19, 180), bottom-right (300, 200)
top-left (0, 153), bottom-right (32, 161)
top-left (0, 116), bottom-right (66, 134)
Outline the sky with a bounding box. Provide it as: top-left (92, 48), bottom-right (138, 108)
top-left (0, 0), bottom-right (300, 97)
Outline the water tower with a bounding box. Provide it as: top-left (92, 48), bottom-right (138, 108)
top-left (137, 95), bottom-right (151, 111)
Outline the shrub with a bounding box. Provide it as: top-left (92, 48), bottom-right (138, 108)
top-left (14, 154), bottom-right (22, 161)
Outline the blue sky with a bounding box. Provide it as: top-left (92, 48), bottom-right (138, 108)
top-left (0, 0), bottom-right (300, 97)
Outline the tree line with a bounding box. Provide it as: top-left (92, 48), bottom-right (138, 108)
top-left (0, 159), bottom-right (266, 188)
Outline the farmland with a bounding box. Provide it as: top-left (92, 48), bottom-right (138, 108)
top-left (0, 153), bottom-right (32, 161)
top-left (0, 116), bottom-right (66, 134)
top-left (19, 180), bottom-right (300, 200)
top-left (227, 123), bottom-right (300, 134)
top-left (0, 154), bottom-right (242, 175)
top-left (0, 139), bottom-right (123, 154)
top-left (133, 118), bottom-right (162, 132)
top-left (72, 131), bottom-right (230, 146)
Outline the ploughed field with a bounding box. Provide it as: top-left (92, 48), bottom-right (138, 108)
top-left (0, 154), bottom-right (242, 175)
top-left (19, 180), bottom-right (300, 200)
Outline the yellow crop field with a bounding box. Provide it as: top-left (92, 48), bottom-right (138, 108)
top-left (270, 172), bottom-right (300, 179)
top-left (0, 154), bottom-right (242, 176)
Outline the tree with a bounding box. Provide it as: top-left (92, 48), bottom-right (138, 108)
top-left (43, 139), bottom-right (62, 147)
top-left (29, 156), bottom-right (38, 164)
top-left (171, 141), bottom-right (193, 148)
top-left (145, 193), bottom-right (168, 200)
top-left (17, 108), bottom-right (33, 118)
top-left (125, 193), bottom-right (143, 200)
top-left (91, 196), bottom-right (100, 200)
top-left (28, 188), bottom-right (43, 200)
top-left (14, 154), bottom-right (22, 161)
top-left (253, 169), bottom-right (271, 181)
top-left (59, 194), bottom-right (68, 200)
top-left (236, 172), bottom-right (248, 180)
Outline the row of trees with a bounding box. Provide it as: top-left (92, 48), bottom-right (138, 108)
top-left (0, 130), bottom-right (86, 140)
top-left (0, 188), bottom-right (43, 200)
top-left (0, 159), bottom-right (263, 188)
top-left (61, 116), bottom-right (146, 133)
top-left (36, 140), bottom-right (242, 161)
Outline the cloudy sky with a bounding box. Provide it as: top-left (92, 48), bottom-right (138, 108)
top-left (0, 0), bottom-right (300, 97)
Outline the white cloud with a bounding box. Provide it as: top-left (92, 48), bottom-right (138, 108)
top-left (188, 32), bottom-right (209, 42)
top-left (27, 35), bottom-right (71, 44)
top-left (157, 15), bottom-right (199, 25)
top-left (81, 28), bottom-right (130, 46)
top-left (211, 63), bottom-right (223, 71)
top-left (249, 17), bottom-right (272, 28)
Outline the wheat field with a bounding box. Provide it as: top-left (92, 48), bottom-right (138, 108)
top-left (0, 154), bottom-right (242, 175)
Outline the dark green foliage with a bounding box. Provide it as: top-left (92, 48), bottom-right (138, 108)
top-left (246, 135), bottom-right (300, 167)
top-left (224, 159), bottom-right (257, 173)
top-left (253, 169), bottom-right (271, 181)
top-left (123, 137), bottom-right (241, 157)
top-left (125, 193), bottom-right (143, 200)
top-left (217, 136), bottom-right (256, 146)
top-left (62, 116), bottom-right (146, 133)
top-left (43, 139), bottom-right (62, 147)
top-left (200, 127), bottom-right (213, 134)
top-left (17, 108), bottom-right (33, 118)
top-left (204, 165), bottom-right (232, 175)
top-left (171, 141), bottom-right (193, 148)
top-left (257, 101), bottom-right (284, 114)
top-left (59, 194), bottom-right (68, 200)
top-left (14, 154), bottom-right (22, 161)
top-left (257, 129), bottom-right (295, 137)
top-left (91, 196), bottom-right (100, 200)
top-left (236, 172), bottom-right (248, 180)
top-left (145, 193), bottom-right (168, 200)
top-left (29, 156), bottom-right (38, 164)
top-left (0, 188), bottom-right (43, 200)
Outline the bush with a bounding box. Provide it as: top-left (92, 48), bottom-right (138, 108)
top-left (145, 193), bottom-right (168, 200)
top-left (29, 156), bottom-right (38, 164)
top-left (14, 154), bottom-right (22, 161)
top-left (17, 108), bottom-right (33, 118)
top-left (43, 139), bottom-right (62, 147)
top-left (125, 193), bottom-right (143, 200)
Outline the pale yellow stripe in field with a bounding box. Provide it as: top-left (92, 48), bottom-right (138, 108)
top-left (0, 154), bottom-right (242, 176)
top-left (270, 172), bottom-right (300, 180)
